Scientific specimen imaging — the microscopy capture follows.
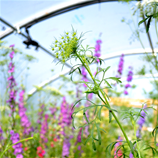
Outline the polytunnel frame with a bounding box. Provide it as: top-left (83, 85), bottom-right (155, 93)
top-left (0, 0), bottom-right (157, 98)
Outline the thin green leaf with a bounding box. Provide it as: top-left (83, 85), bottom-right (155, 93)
top-left (104, 80), bottom-right (112, 88)
top-left (81, 128), bottom-right (84, 143)
top-left (84, 134), bottom-right (91, 145)
top-left (138, 18), bottom-right (148, 26)
top-left (83, 111), bottom-right (89, 123)
top-left (104, 66), bottom-right (111, 73)
top-left (97, 106), bottom-right (103, 120)
top-left (96, 123), bottom-right (101, 145)
top-left (99, 127), bottom-right (106, 134)
top-left (109, 110), bottom-right (112, 123)
top-left (92, 140), bottom-right (96, 151)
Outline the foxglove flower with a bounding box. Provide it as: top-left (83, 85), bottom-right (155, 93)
top-left (49, 107), bottom-right (57, 119)
top-left (37, 104), bottom-right (45, 124)
top-left (0, 126), bottom-right (3, 141)
top-left (124, 90), bottom-right (128, 95)
top-left (10, 130), bottom-right (23, 158)
top-left (125, 83), bottom-right (131, 88)
top-left (37, 146), bottom-right (45, 158)
top-left (124, 66), bottom-right (133, 95)
top-left (62, 138), bottom-right (71, 157)
top-left (75, 128), bottom-right (82, 145)
top-left (84, 93), bottom-right (93, 136)
top-left (129, 152), bottom-right (134, 158)
top-left (94, 39), bottom-right (102, 63)
top-left (81, 67), bottom-right (88, 88)
top-left (18, 90), bottom-right (32, 135)
top-left (136, 104), bottom-right (147, 138)
top-left (127, 67), bottom-right (133, 82)
top-left (58, 97), bottom-right (73, 136)
top-left (7, 45), bottom-right (17, 126)
top-left (117, 54), bottom-right (124, 76)
top-left (114, 136), bottom-right (123, 158)
top-left (40, 114), bottom-right (49, 143)
top-left (58, 97), bottom-right (74, 157)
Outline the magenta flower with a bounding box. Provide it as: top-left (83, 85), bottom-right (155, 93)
top-left (62, 138), bottom-right (71, 157)
top-left (9, 51), bottom-right (15, 59)
top-left (0, 126), bottom-right (3, 141)
top-left (10, 44), bottom-right (15, 47)
top-left (18, 90), bottom-right (32, 135)
top-left (114, 136), bottom-right (123, 158)
top-left (37, 104), bottom-right (45, 124)
top-left (75, 128), bottom-right (82, 145)
top-left (40, 114), bottom-right (49, 143)
top-left (58, 97), bottom-right (74, 135)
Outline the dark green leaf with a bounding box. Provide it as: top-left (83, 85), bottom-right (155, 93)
top-left (83, 111), bottom-right (89, 123)
top-left (138, 18), bottom-right (148, 26)
top-left (92, 140), bottom-right (96, 151)
top-left (146, 17), bottom-right (152, 33)
top-left (81, 128), bottom-right (84, 143)
top-left (97, 106), bottom-right (103, 120)
top-left (104, 80), bottom-right (112, 88)
top-left (99, 127), bottom-right (106, 134)
top-left (109, 110), bottom-right (112, 123)
top-left (96, 123), bottom-right (101, 145)
top-left (84, 134), bottom-right (91, 145)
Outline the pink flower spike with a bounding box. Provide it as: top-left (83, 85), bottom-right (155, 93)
top-left (10, 44), bottom-right (15, 47)
top-left (9, 51), bottom-right (15, 58)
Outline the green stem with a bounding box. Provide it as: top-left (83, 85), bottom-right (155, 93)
top-left (154, 5), bottom-right (158, 39)
top-left (0, 137), bottom-right (33, 158)
top-left (76, 53), bottom-right (135, 156)
top-left (133, 122), bottom-right (141, 158)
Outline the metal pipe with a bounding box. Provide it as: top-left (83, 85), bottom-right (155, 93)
top-left (0, 0), bottom-right (116, 39)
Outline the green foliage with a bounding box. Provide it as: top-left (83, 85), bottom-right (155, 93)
top-left (136, 65), bottom-right (146, 75)
top-left (138, 2), bottom-right (158, 33)
top-left (23, 54), bottom-right (37, 62)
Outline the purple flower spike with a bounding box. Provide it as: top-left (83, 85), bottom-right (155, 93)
top-left (136, 104), bottom-right (147, 138)
top-left (62, 138), bottom-right (71, 157)
top-left (124, 90), bottom-right (128, 95)
top-left (124, 66), bottom-right (133, 95)
top-left (18, 90), bottom-right (32, 135)
top-left (81, 67), bottom-right (88, 88)
top-left (129, 152), bottom-right (134, 158)
top-left (7, 48), bottom-right (17, 117)
top-left (0, 126), bottom-right (3, 141)
top-left (117, 54), bottom-right (124, 77)
top-left (10, 130), bottom-right (23, 158)
top-left (9, 51), bottom-right (15, 59)
top-left (125, 83), bottom-right (131, 89)
top-left (94, 39), bottom-right (102, 63)
top-left (40, 114), bottom-right (49, 143)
